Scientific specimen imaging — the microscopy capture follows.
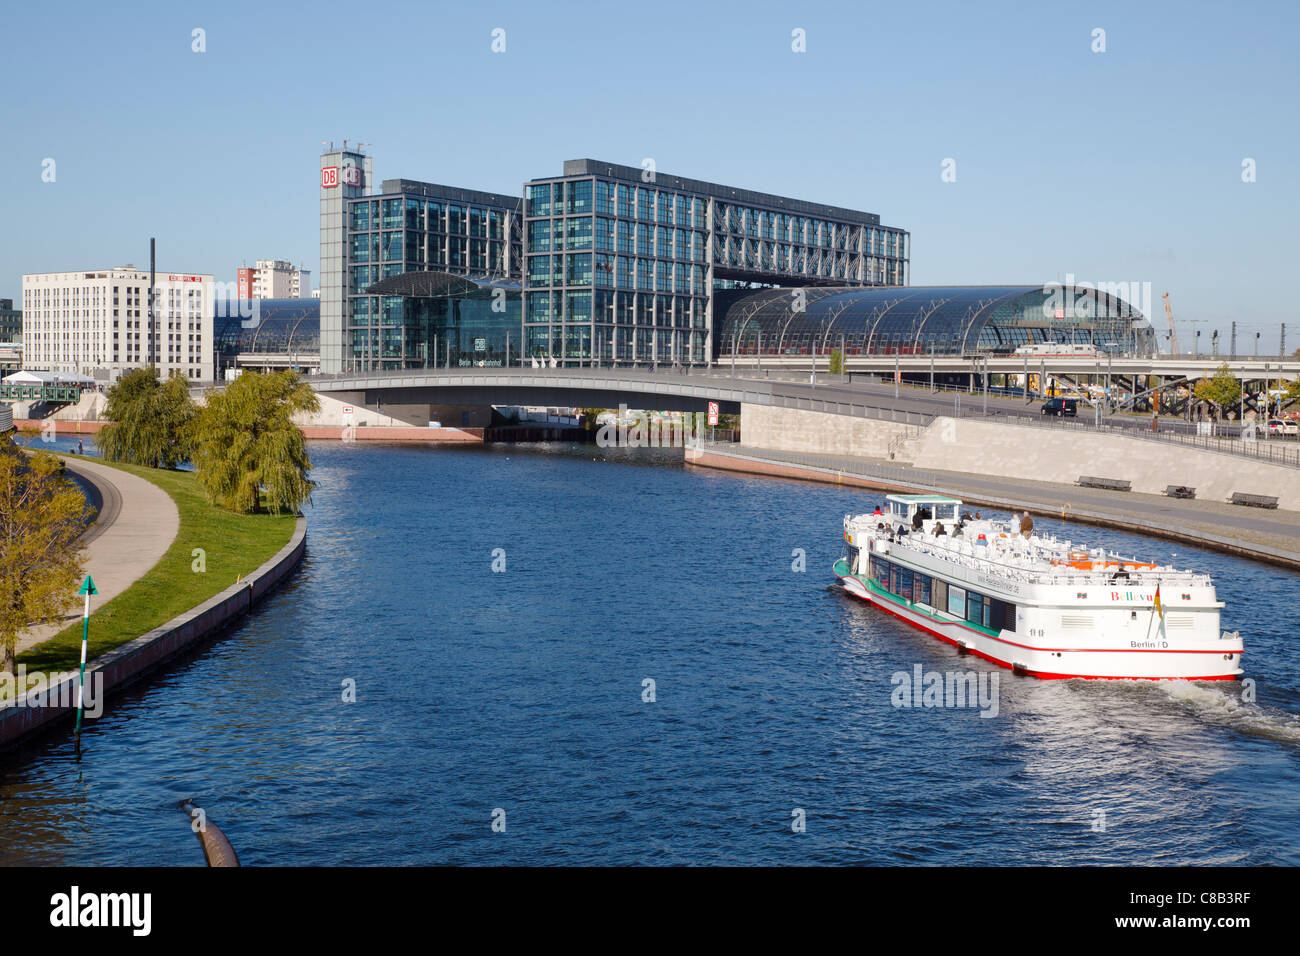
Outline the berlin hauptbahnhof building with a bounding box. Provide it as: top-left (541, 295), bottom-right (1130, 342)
top-left (319, 145), bottom-right (1155, 374)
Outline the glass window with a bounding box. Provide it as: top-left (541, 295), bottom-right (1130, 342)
top-left (528, 220), bottom-right (551, 253)
top-left (948, 585), bottom-right (966, 618)
top-left (898, 567), bottom-right (913, 602)
top-left (527, 184), bottom-right (551, 217)
top-left (916, 573), bottom-right (931, 607)
top-left (967, 591), bottom-right (983, 625)
top-left (932, 579), bottom-right (947, 612)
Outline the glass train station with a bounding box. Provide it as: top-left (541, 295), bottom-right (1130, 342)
top-left (318, 146), bottom-right (1156, 373)
top-left (713, 285), bottom-right (1156, 358)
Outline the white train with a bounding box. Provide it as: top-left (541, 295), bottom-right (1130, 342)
top-left (1012, 343), bottom-right (1106, 358)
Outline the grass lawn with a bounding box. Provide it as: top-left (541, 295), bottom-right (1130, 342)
top-left (11, 458), bottom-right (298, 688)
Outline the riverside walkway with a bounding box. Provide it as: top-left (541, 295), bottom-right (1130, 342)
top-left (16, 456), bottom-right (180, 653)
top-left (686, 442), bottom-right (1300, 570)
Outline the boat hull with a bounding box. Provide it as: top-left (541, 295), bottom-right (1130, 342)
top-left (834, 562), bottom-right (1242, 681)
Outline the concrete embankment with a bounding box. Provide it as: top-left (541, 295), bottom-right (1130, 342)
top-left (0, 517), bottom-right (307, 751)
top-left (740, 404), bottom-right (1300, 511)
top-left (685, 443), bottom-right (1300, 572)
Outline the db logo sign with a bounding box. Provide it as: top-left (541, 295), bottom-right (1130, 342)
top-left (321, 166), bottom-right (338, 188)
top-left (341, 165), bottom-right (361, 187)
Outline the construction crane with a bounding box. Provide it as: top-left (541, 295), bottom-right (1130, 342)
top-left (1161, 292), bottom-right (1181, 355)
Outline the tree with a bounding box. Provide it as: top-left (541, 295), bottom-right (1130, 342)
top-left (828, 348), bottom-right (844, 376)
top-left (98, 367), bottom-right (196, 468)
top-left (188, 371), bottom-right (320, 515)
top-left (0, 439), bottom-right (88, 675)
top-left (1193, 363), bottom-right (1242, 416)
top-left (1284, 377), bottom-right (1300, 406)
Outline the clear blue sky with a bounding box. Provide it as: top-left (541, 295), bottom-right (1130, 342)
top-left (2, 0), bottom-right (1295, 351)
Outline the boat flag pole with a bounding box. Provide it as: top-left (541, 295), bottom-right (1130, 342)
top-left (74, 574), bottom-right (97, 752)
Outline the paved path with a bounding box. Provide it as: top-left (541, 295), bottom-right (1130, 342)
top-left (690, 443), bottom-right (1300, 569)
top-left (16, 457), bottom-right (180, 653)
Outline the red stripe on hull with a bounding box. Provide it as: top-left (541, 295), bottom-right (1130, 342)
top-left (835, 574), bottom-right (1239, 682)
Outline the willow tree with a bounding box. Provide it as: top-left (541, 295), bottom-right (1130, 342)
top-left (98, 367), bottom-right (196, 468)
top-left (188, 371), bottom-right (320, 515)
top-left (0, 439), bottom-right (88, 676)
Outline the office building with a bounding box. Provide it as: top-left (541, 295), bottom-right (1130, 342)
top-left (21, 267), bottom-right (215, 381)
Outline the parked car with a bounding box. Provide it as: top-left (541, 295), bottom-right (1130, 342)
top-left (1267, 418), bottom-right (1299, 437)
top-left (1041, 398), bottom-right (1078, 417)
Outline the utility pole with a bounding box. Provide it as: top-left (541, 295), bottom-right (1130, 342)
top-left (983, 354), bottom-right (989, 415)
top-left (148, 237), bottom-right (156, 368)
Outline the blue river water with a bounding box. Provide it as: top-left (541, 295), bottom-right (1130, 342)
top-left (1, 437), bottom-right (1299, 865)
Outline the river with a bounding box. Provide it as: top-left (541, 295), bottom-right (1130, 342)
top-left (1, 438), bottom-right (1298, 865)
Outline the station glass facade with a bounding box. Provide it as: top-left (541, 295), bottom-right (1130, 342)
top-left (714, 285), bottom-right (1156, 358)
top-left (340, 179), bottom-right (522, 371)
top-left (521, 159), bottom-right (909, 366)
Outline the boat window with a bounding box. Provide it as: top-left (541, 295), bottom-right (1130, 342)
top-left (916, 573), bottom-right (931, 606)
top-left (936, 503), bottom-right (957, 521)
top-left (898, 568), bottom-right (913, 602)
top-left (888, 565), bottom-right (899, 594)
top-left (948, 585), bottom-right (966, 618)
top-left (982, 595), bottom-right (993, 628)
top-left (1002, 602), bottom-right (1016, 632)
top-left (967, 590), bottom-right (983, 625)
top-left (933, 579), bottom-right (948, 612)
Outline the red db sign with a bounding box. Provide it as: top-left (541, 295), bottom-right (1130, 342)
top-left (708, 401), bottom-right (719, 426)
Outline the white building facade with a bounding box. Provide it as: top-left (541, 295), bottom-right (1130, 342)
top-left (238, 259), bottom-right (312, 299)
top-left (21, 267), bottom-right (215, 382)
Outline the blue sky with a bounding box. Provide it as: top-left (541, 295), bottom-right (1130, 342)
top-left (2, 0), bottom-right (1295, 351)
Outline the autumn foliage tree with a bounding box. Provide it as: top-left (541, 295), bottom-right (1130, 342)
top-left (98, 367), bottom-right (196, 468)
top-left (1193, 363), bottom-right (1242, 418)
top-left (0, 439), bottom-right (88, 675)
top-left (188, 371), bottom-right (320, 515)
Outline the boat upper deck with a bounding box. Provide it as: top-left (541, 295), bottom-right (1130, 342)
top-left (845, 512), bottom-right (1212, 590)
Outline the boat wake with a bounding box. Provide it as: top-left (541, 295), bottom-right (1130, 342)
top-left (1158, 680), bottom-right (1300, 745)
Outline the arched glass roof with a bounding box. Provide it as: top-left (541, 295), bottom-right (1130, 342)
top-left (214, 299), bottom-right (320, 355)
top-left (714, 285), bottom-right (1155, 356)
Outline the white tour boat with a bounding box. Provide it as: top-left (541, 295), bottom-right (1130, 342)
top-left (833, 494), bottom-right (1243, 680)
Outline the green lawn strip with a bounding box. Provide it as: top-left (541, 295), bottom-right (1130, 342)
top-left (11, 458), bottom-right (296, 688)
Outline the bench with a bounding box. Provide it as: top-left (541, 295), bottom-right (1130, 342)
top-left (1077, 476), bottom-right (1132, 492)
top-left (1228, 492), bottom-right (1279, 509)
top-left (1164, 485), bottom-right (1196, 499)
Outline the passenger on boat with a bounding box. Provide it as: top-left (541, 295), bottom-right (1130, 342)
top-left (1009, 512), bottom-right (1022, 535)
top-left (872, 504), bottom-right (884, 516)
top-left (934, 522), bottom-right (947, 537)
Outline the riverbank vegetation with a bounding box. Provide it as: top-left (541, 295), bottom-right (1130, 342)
top-left (11, 459), bottom-right (297, 692)
top-left (0, 439), bottom-right (86, 676)
top-left (98, 367), bottom-right (319, 514)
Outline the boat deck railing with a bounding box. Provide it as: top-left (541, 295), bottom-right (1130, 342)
top-left (853, 522), bottom-right (1210, 589)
